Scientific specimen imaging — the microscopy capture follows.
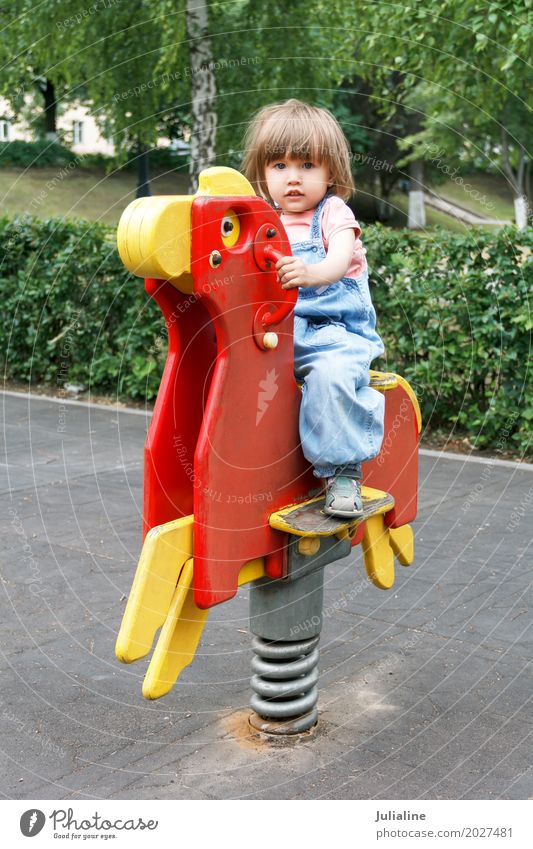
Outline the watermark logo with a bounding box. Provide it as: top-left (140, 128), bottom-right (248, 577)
top-left (50, 808), bottom-right (158, 834)
top-left (20, 810), bottom-right (46, 837)
top-left (256, 368), bottom-right (279, 425)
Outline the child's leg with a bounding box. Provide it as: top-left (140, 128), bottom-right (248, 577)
top-left (294, 317), bottom-right (384, 479)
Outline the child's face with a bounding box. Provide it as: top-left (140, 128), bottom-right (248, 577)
top-left (264, 155), bottom-right (333, 214)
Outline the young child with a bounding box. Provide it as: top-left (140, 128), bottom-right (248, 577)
top-left (243, 99), bottom-right (384, 518)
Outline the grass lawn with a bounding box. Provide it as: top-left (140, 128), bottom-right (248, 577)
top-left (1, 165), bottom-right (516, 233)
top-left (0, 165), bottom-right (190, 226)
top-left (429, 173), bottom-right (515, 221)
top-left (389, 192), bottom-right (469, 233)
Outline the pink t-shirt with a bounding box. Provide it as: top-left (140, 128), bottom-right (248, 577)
top-left (279, 194), bottom-right (367, 279)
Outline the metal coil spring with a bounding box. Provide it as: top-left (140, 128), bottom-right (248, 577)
top-left (249, 634), bottom-right (320, 734)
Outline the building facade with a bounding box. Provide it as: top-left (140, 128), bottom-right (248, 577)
top-left (0, 96), bottom-right (116, 155)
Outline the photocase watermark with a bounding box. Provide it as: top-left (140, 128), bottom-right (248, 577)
top-left (30, 156), bottom-right (85, 212)
top-left (5, 216), bottom-right (26, 251)
top-left (20, 810), bottom-right (45, 837)
top-left (256, 368), bottom-right (279, 425)
top-left (423, 143), bottom-right (496, 213)
top-left (377, 397), bottom-right (410, 466)
top-left (51, 310), bottom-right (83, 432)
top-left (1, 700), bottom-right (67, 759)
top-left (173, 435), bottom-right (272, 504)
top-left (506, 483), bottom-right (533, 532)
top-left (20, 807), bottom-right (158, 838)
top-left (262, 142), bottom-right (395, 173)
top-left (351, 151), bottom-right (394, 173)
top-left (290, 576), bottom-right (369, 637)
top-left (50, 807), bottom-right (158, 834)
top-left (113, 56), bottom-right (261, 103)
top-left (148, 274), bottom-right (234, 356)
top-left (461, 463), bottom-right (494, 513)
top-left (9, 507), bottom-right (46, 596)
top-left (56, 0), bottom-right (121, 31)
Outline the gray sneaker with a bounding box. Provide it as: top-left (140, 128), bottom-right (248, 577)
top-left (323, 475), bottom-right (364, 519)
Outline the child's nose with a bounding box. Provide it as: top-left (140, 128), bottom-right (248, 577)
top-left (287, 168), bottom-right (301, 183)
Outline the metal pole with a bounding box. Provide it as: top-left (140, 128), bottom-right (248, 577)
top-left (249, 535), bottom-right (351, 735)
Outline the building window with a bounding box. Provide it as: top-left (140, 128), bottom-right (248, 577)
top-left (0, 120), bottom-right (12, 141)
top-left (73, 120), bottom-right (84, 145)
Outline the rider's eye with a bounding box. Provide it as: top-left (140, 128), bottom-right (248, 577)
top-left (302, 162), bottom-right (314, 169)
top-left (273, 163), bottom-right (286, 170)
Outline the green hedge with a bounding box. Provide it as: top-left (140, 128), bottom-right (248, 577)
top-left (0, 139), bottom-right (188, 171)
top-left (0, 140), bottom-right (82, 169)
top-left (1, 215), bottom-right (531, 456)
top-left (366, 225), bottom-right (532, 456)
top-left (0, 215), bottom-right (165, 399)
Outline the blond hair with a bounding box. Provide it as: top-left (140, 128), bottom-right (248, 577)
top-left (242, 98), bottom-right (355, 202)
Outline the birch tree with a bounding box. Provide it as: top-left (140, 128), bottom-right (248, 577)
top-left (186, 0), bottom-right (216, 189)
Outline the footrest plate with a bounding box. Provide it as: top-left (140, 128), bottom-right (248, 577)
top-left (269, 486), bottom-right (394, 538)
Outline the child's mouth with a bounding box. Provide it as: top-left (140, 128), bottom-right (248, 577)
top-left (285, 191), bottom-right (303, 197)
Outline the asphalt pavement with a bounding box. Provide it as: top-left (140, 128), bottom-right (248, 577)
top-left (1, 390), bottom-right (531, 800)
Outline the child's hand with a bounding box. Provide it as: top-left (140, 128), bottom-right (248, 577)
top-left (275, 256), bottom-right (317, 289)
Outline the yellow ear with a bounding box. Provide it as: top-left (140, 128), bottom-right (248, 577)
top-left (117, 195), bottom-right (194, 291)
top-left (116, 167), bottom-right (255, 294)
top-left (196, 166), bottom-right (255, 197)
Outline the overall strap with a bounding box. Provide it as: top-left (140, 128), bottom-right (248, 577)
top-left (310, 193), bottom-right (332, 240)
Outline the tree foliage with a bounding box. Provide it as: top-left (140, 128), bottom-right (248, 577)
top-left (344, 0), bottom-right (532, 211)
top-left (0, 0), bottom-right (77, 138)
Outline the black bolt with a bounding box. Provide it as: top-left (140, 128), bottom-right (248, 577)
top-left (210, 250), bottom-right (222, 267)
top-left (266, 228), bottom-right (277, 238)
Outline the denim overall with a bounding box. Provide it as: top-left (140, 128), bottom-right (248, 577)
top-left (291, 194), bottom-right (385, 479)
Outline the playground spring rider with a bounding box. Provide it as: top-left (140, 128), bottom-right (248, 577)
top-left (115, 167), bottom-right (421, 735)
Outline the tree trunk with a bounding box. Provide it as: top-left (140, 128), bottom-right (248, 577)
top-left (408, 159), bottom-right (426, 229)
top-left (187, 0), bottom-right (217, 191)
top-left (514, 196), bottom-right (528, 230)
top-left (501, 127), bottom-right (529, 229)
top-left (136, 143), bottom-right (152, 198)
top-left (525, 159), bottom-right (531, 214)
top-left (372, 173), bottom-right (392, 221)
top-left (36, 77), bottom-right (58, 141)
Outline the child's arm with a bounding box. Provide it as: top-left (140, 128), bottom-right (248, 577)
top-left (276, 229), bottom-right (356, 289)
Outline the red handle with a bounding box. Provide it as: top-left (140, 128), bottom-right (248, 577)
top-left (263, 244), bottom-right (283, 265)
top-left (261, 245), bottom-right (297, 328)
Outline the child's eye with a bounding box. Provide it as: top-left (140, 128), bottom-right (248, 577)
top-left (302, 162), bottom-right (315, 169)
top-left (273, 162), bottom-right (286, 170)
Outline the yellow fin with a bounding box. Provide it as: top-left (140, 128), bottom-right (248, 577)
top-left (362, 514), bottom-right (395, 590)
top-left (142, 559), bottom-right (208, 699)
top-left (115, 516), bottom-right (193, 663)
top-left (141, 555), bottom-right (265, 699)
top-left (389, 524), bottom-right (414, 566)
